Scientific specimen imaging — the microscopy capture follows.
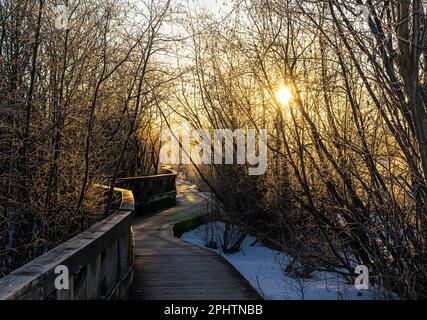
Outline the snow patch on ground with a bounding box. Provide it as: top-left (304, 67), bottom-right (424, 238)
top-left (181, 222), bottom-right (375, 300)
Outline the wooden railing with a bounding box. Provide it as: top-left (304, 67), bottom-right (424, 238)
top-left (0, 170), bottom-right (177, 300)
top-left (117, 168), bottom-right (177, 215)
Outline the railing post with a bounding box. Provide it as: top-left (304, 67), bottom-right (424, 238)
top-left (106, 239), bottom-right (120, 296)
top-left (73, 266), bottom-right (88, 300)
top-left (119, 233), bottom-right (130, 277)
top-left (87, 255), bottom-right (101, 299)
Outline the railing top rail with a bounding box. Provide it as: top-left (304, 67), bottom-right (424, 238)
top-left (117, 169), bottom-right (177, 182)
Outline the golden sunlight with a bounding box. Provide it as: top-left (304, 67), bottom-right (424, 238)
top-left (275, 85), bottom-right (292, 107)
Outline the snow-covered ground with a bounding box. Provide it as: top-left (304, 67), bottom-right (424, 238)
top-left (181, 222), bottom-right (375, 300)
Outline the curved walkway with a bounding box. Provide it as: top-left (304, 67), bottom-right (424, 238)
top-left (129, 182), bottom-right (260, 300)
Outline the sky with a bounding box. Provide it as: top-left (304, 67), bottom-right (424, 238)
top-left (177, 0), bottom-right (231, 16)
top-left (161, 0), bottom-right (234, 63)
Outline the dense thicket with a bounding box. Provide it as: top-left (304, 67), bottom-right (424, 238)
top-left (175, 0), bottom-right (427, 299)
top-left (0, 0), bottom-right (171, 276)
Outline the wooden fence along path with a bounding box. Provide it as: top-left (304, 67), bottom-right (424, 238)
top-left (0, 188), bottom-right (135, 300)
top-left (0, 171), bottom-right (259, 300)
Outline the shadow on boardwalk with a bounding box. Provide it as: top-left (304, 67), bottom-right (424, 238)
top-left (129, 181), bottom-right (260, 300)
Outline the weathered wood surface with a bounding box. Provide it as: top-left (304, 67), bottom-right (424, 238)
top-left (129, 182), bottom-right (260, 300)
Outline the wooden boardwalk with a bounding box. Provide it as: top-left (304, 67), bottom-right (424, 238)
top-left (129, 182), bottom-right (260, 300)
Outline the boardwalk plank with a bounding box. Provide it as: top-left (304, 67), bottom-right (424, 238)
top-left (128, 183), bottom-right (260, 300)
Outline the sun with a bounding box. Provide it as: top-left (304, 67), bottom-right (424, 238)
top-left (275, 85), bottom-right (292, 107)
